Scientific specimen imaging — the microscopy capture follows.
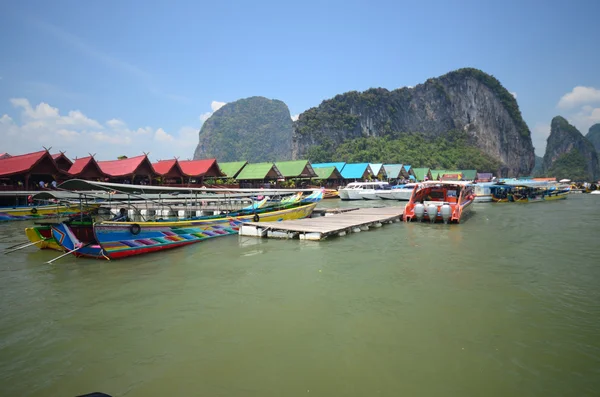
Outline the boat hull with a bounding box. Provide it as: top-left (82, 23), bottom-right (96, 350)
top-left (376, 189), bottom-right (413, 201)
top-left (25, 226), bottom-right (64, 251)
top-left (27, 221), bottom-right (96, 251)
top-left (474, 195), bottom-right (493, 202)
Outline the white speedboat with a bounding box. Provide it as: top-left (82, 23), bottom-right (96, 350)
top-left (376, 184), bottom-right (417, 201)
top-left (473, 182), bottom-right (493, 202)
top-left (338, 182), bottom-right (390, 200)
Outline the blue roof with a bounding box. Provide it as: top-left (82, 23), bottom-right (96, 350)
top-left (404, 164), bottom-right (412, 171)
top-left (369, 163), bottom-right (383, 176)
top-left (311, 162), bottom-right (346, 172)
top-left (341, 163), bottom-right (371, 179)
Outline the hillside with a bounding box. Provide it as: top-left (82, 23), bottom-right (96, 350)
top-left (542, 116), bottom-right (599, 180)
top-left (193, 96), bottom-right (292, 162)
top-left (292, 68), bottom-right (534, 176)
top-left (586, 123), bottom-right (600, 153)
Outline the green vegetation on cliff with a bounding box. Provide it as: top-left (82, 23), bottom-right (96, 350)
top-left (194, 96), bottom-right (292, 162)
top-left (532, 155), bottom-right (544, 177)
top-left (586, 123), bottom-right (600, 152)
top-left (545, 149), bottom-right (590, 181)
top-left (307, 131), bottom-right (501, 172)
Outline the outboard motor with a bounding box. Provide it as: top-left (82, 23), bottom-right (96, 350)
top-left (426, 204), bottom-right (438, 223)
top-left (440, 204), bottom-right (452, 224)
top-left (414, 203), bottom-right (425, 222)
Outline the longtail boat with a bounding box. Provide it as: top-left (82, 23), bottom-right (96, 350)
top-left (0, 202), bottom-right (100, 222)
top-left (51, 201), bottom-right (318, 260)
top-left (24, 215), bottom-right (96, 251)
top-left (403, 181), bottom-right (474, 224)
top-left (490, 183), bottom-right (570, 202)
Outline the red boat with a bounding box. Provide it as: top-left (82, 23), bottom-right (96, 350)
top-left (403, 181), bottom-right (474, 224)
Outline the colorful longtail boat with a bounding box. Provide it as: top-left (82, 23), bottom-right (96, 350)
top-left (51, 201), bottom-right (318, 260)
top-left (490, 183), bottom-right (570, 202)
top-left (25, 216), bottom-right (96, 251)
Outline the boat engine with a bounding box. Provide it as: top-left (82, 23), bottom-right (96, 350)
top-left (426, 204), bottom-right (438, 223)
top-left (440, 204), bottom-right (452, 224)
top-left (414, 203), bottom-right (425, 221)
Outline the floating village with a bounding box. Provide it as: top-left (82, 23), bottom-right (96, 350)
top-left (0, 149), bottom-right (598, 260)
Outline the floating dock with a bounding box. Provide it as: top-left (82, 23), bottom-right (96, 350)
top-left (240, 207), bottom-right (404, 240)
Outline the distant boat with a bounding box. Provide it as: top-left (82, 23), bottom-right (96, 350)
top-left (338, 181), bottom-right (390, 200)
top-left (0, 202), bottom-right (100, 222)
top-left (490, 183), bottom-right (569, 202)
top-left (375, 183), bottom-right (417, 201)
top-left (473, 182), bottom-right (494, 202)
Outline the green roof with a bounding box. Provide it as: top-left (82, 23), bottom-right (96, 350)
top-left (275, 160), bottom-right (317, 178)
top-left (314, 166), bottom-right (342, 180)
top-left (236, 162), bottom-right (283, 180)
top-left (218, 161), bottom-right (248, 178)
top-left (412, 168), bottom-right (431, 181)
top-left (459, 169), bottom-right (477, 180)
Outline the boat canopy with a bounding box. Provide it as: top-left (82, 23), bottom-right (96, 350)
top-left (58, 179), bottom-right (317, 195)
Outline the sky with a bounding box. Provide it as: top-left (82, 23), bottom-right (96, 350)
top-left (0, 0), bottom-right (599, 160)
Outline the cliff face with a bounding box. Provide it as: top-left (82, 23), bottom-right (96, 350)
top-left (193, 96), bottom-right (292, 162)
top-left (586, 123), bottom-right (600, 153)
top-left (292, 68), bottom-right (534, 177)
top-left (543, 116), bottom-right (599, 180)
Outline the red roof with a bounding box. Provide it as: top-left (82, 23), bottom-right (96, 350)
top-left (152, 159), bottom-right (182, 176)
top-left (52, 153), bottom-right (73, 171)
top-left (97, 155), bottom-right (156, 177)
top-left (0, 150), bottom-right (60, 177)
top-left (178, 159), bottom-right (225, 177)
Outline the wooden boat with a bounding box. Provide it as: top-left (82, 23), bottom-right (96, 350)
top-left (0, 202), bottom-right (100, 222)
top-left (25, 216), bottom-right (96, 251)
top-left (403, 181), bottom-right (474, 224)
top-left (51, 201), bottom-right (318, 260)
top-left (322, 189), bottom-right (339, 199)
top-left (491, 183), bottom-right (569, 202)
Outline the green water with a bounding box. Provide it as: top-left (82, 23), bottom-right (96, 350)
top-left (1, 196), bottom-right (599, 397)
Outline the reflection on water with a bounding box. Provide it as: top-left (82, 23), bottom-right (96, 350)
top-left (1, 196), bottom-right (600, 396)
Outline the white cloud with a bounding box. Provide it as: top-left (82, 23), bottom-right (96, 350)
top-left (0, 98), bottom-right (200, 161)
top-left (291, 114), bottom-right (299, 122)
top-left (558, 86), bottom-right (600, 109)
top-left (211, 101), bottom-right (226, 112)
top-left (568, 105), bottom-right (600, 133)
top-left (106, 118), bottom-right (126, 128)
top-left (510, 92), bottom-right (517, 99)
top-left (199, 100), bottom-right (227, 123)
top-left (155, 128), bottom-right (174, 142)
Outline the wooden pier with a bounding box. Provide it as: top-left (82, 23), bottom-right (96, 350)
top-left (239, 207), bottom-right (404, 240)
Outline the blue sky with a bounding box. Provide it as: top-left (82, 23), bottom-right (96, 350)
top-left (1, 0), bottom-right (599, 160)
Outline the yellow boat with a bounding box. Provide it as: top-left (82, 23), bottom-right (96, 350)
top-left (322, 189), bottom-right (339, 199)
top-left (24, 226), bottom-right (64, 251)
top-left (0, 203), bottom-right (100, 222)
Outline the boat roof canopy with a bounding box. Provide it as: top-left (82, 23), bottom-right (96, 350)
top-left (58, 179), bottom-right (317, 195)
top-left (421, 180), bottom-right (473, 186)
